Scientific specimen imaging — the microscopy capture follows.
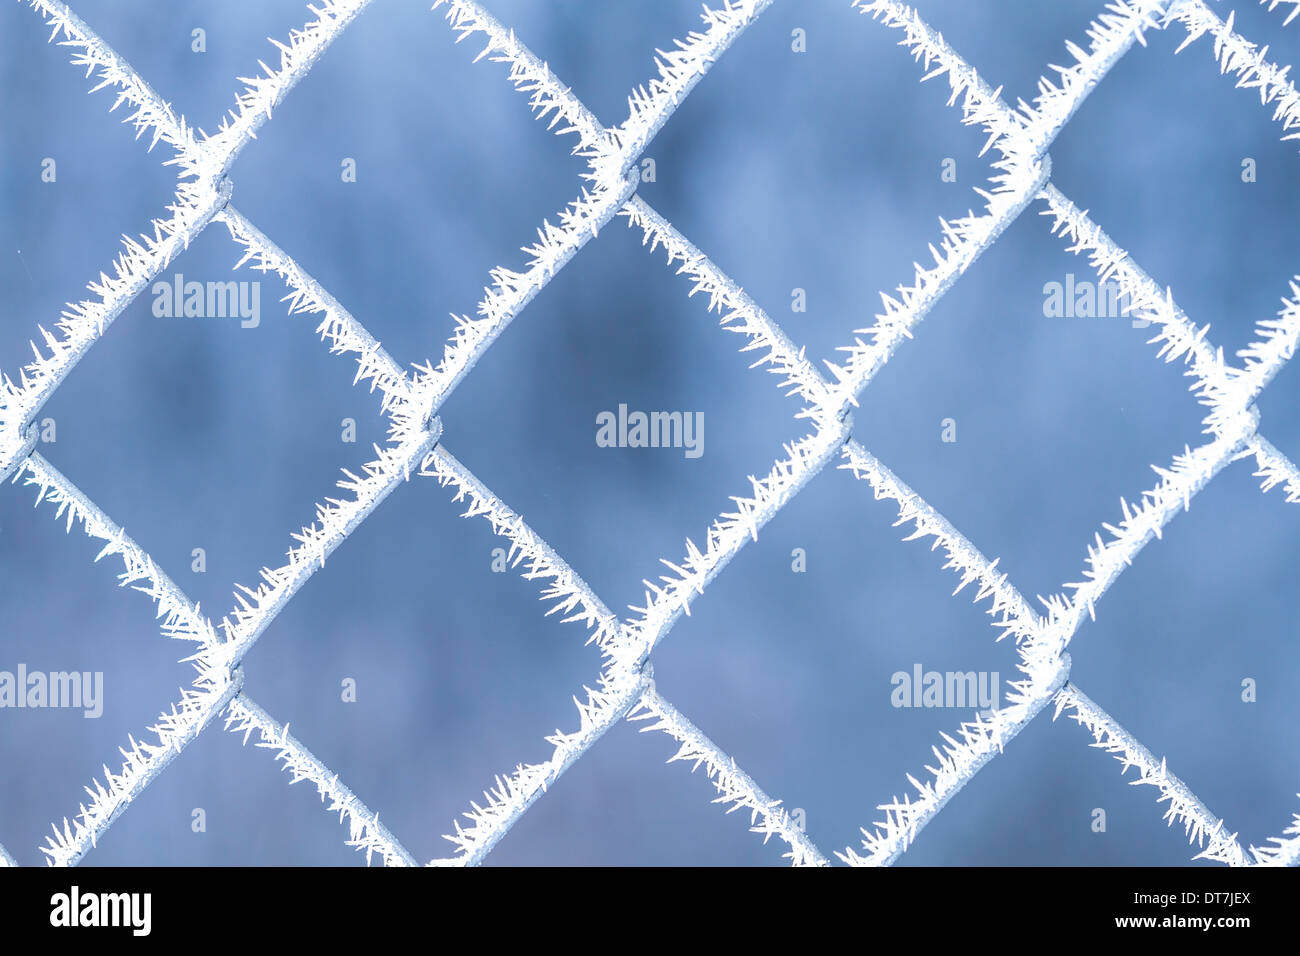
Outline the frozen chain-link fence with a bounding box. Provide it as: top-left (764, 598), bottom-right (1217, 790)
top-left (3, 0), bottom-right (1300, 867)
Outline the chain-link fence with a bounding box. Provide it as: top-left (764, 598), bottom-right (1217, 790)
top-left (2, 0), bottom-right (1299, 866)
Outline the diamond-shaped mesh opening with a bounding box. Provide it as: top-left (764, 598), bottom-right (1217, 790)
top-left (1050, 21), bottom-right (1300, 358)
top-left (229, 3), bottom-right (587, 365)
top-left (237, 473), bottom-right (609, 863)
top-left (640, 3), bottom-right (1001, 370)
top-left (37, 228), bottom-right (390, 615)
top-left (0, 494), bottom-right (199, 865)
top-left (439, 222), bottom-right (811, 615)
top-left (1067, 462), bottom-right (1300, 845)
top-left (0, 6), bottom-right (178, 367)
top-left (651, 463), bottom-right (1024, 855)
top-left (849, 209), bottom-right (1207, 602)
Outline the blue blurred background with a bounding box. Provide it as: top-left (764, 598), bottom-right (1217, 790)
top-left (1, 0), bottom-right (1299, 865)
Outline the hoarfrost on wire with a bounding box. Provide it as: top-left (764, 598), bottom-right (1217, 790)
top-left (2, 0), bottom-right (1299, 867)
